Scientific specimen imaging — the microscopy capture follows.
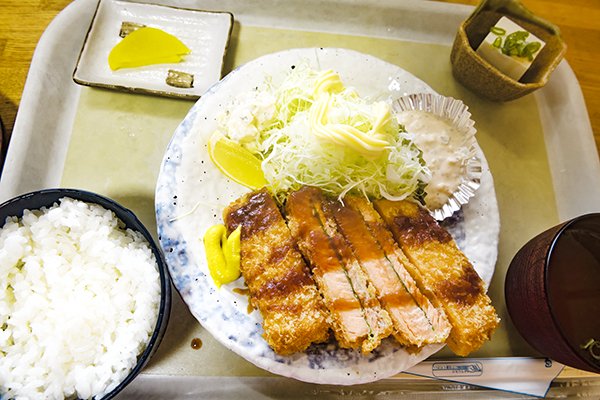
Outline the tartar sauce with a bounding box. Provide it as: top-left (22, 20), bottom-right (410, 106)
top-left (397, 110), bottom-right (469, 210)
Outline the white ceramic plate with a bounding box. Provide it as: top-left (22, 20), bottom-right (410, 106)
top-left (155, 48), bottom-right (500, 385)
top-left (73, 0), bottom-right (233, 99)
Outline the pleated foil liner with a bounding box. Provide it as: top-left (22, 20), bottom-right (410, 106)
top-left (392, 93), bottom-right (482, 220)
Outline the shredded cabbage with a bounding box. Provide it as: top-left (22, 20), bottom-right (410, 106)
top-left (217, 64), bottom-right (430, 202)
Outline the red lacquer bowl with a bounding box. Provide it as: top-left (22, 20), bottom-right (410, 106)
top-left (505, 213), bottom-right (600, 373)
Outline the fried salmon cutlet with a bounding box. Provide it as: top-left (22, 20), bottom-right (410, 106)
top-left (286, 187), bottom-right (393, 353)
top-left (373, 199), bottom-right (499, 356)
top-left (223, 188), bottom-right (330, 355)
top-left (327, 195), bottom-right (452, 349)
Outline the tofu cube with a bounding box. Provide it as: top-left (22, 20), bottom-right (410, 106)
top-left (476, 16), bottom-right (546, 81)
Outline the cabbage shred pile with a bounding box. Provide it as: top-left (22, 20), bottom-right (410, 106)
top-left (217, 65), bottom-right (430, 203)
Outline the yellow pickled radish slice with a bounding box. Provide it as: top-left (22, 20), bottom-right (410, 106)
top-left (108, 27), bottom-right (190, 70)
top-left (207, 133), bottom-right (267, 189)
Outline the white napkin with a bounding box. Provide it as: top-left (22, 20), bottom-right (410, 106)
top-left (406, 357), bottom-right (564, 397)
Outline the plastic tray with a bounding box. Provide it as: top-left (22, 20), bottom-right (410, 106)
top-left (2, 0), bottom-right (600, 398)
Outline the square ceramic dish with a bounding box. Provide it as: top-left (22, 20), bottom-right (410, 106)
top-left (73, 0), bottom-right (233, 99)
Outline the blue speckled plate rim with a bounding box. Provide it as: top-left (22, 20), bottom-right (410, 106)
top-left (154, 48), bottom-right (498, 385)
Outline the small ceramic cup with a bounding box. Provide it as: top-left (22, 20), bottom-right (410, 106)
top-left (450, 0), bottom-right (567, 101)
top-left (505, 214), bottom-right (600, 373)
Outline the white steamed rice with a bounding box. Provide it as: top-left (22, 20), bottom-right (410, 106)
top-left (0, 197), bottom-right (161, 400)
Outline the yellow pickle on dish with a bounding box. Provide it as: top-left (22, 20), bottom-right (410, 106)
top-left (203, 224), bottom-right (241, 287)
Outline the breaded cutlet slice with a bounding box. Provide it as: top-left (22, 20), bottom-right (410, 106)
top-left (287, 187), bottom-right (392, 353)
top-left (328, 195), bottom-right (451, 348)
top-left (223, 188), bottom-right (330, 355)
top-left (373, 199), bottom-right (499, 356)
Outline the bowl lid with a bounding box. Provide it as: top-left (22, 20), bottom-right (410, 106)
top-left (545, 213), bottom-right (600, 373)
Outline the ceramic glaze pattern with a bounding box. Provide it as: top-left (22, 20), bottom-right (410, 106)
top-left (155, 48), bottom-right (500, 385)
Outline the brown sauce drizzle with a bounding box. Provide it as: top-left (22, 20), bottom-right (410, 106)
top-left (190, 338), bottom-right (203, 350)
top-left (331, 298), bottom-right (362, 312)
top-left (304, 229), bottom-right (343, 275)
top-left (232, 287), bottom-right (255, 314)
top-left (267, 241), bottom-right (293, 265)
top-left (324, 197), bottom-right (386, 264)
top-left (436, 265), bottom-right (483, 305)
top-left (374, 200), bottom-right (452, 246)
top-left (380, 291), bottom-right (415, 309)
top-left (255, 266), bottom-right (313, 300)
top-left (224, 190), bottom-right (280, 238)
top-left (232, 288), bottom-right (250, 296)
top-left (392, 212), bottom-right (452, 246)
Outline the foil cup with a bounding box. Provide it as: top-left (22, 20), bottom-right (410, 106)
top-left (392, 93), bottom-right (482, 220)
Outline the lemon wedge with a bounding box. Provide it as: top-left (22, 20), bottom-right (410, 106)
top-left (208, 133), bottom-right (266, 189)
top-left (108, 27), bottom-right (190, 71)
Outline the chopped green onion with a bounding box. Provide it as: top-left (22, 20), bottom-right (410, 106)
top-left (498, 30), bottom-right (541, 59)
top-left (522, 41), bottom-right (542, 60)
top-left (490, 26), bottom-right (506, 36)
